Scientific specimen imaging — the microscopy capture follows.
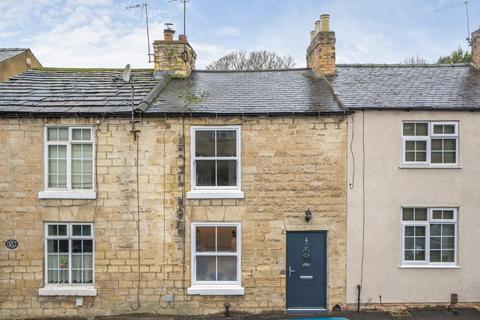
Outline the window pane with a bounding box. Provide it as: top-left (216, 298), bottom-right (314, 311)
top-left (416, 123), bottom-right (428, 136)
top-left (430, 250), bottom-right (441, 262)
top-left (403, 123), bottom-right (414, 136)
top-left (82, 129), bottom-right (91, 140)
top-left (415, 226), bottom-right (425, 237)
top-left (72, 270), bottom-right (82, 284)
top-left (217, 160), bottom-right (237, 186)
top-left (216, 130), bottom-right (236, 157)
top-left (72, 129), bottom-right (83, 140)
top-left (431, 140), bottom-right (442, 151)
top-left (58, 225), bottom-right (67, 236)
top-left (83, 240), bottom-right (93, 253)
top-left (48, 225), bottom-right (58, 236)
top-left (414, 208), bottom-right (427, 221)
top-left (443, 237), bottom-right (455, 249)
top-left (442, 250), bottom-right (454, 262)
top-left (444, 125), bottom-right (455, 134)
top-left (47, 240), bottom-right (58, 253)
top-left (47, 128), bottom-right (57, 141)
top-left (72, 145), bottom-right (82, 158)
top-left (444, 152), bottom-right (456, 163)
top-left (196, 160), bottom-right (216, 186)
top-left (432, 210), bottom-right (442, 219)
top-left (443, 224), bottom-right (455, 236)
top-left (402, 208), bottom-right (414, 221)
top-left (443, 211), bottom-right (454, 220)
top-left (83, 270), bottom-right (93, 283)
top-left (416, 151), bottom-right (426, 162)
top-left (59, 254), bottom-right (68, 269)
top-left (444, 139), bottom-right (456, 150)
top-left (430, 237), bottom-right (441, 250)
top-left (72, 240), bottom-right (82, 253)
top-left (404, 250), bottom-right (414, 261)
top-left (405, 152), bottom-right (415, 161)
top-left (59, 239), bottom-right (68, 252)
top-left (83, 225), bottom-right (91, 236)
top-left (196, 227), bottom-right (216, 252)
top-left (217, 256), bottom-right (237, 281)
top-left (433, 125), bottom-right (443, 134)
top-left (415, 237), bottom-right (425, 249)
top-left (415, 250), bottom-right (425, 260)
top-left (404, 237), bottom-right (414, 249)
top-left (405, 226), bottom-right (414, 237)
top-left (217, 227), bottom-right (237, 252)
top-left (72, 225), bottom-right (82, 236)
top-left (195, 131), bottom-right (215, 157)
top-left (405, 141), bottom-right (415, 151)
top-left (196, 256), bottom-right (216, 281)
top-left (430, 224), bottom-right (441, 236)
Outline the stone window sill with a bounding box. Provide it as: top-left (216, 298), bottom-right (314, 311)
top-left (187, 285), bottom-right (244, 296)
top-left (38, 190), bottom-right (97, 200)
top-left (186, 190), bottom-right (244, 199)
top-left (39, 285), bottom-right (97, 296)
top-left (399, 164), bottom-right (462, 169)
top-left (399, 264), bottom-right (461, 269)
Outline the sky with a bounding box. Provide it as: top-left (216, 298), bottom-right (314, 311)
top-left (1, 0), bottom-right (479, 69)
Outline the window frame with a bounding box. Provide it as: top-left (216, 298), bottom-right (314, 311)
top-left (40, 126), bottom-right (96, 199)
top-left (43, 222), bottom-right (95, 286)
top-left (188, 126), bottom-right (243, 199)
top-left (401, 121), bottom-right (459, 167)
top-left (190, 222), bottom-right (242, 289)
top-left (401, 207), bottom-right (457, 267)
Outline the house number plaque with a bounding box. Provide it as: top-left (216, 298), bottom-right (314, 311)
top-left (5, 239), bottom-right (18, 249)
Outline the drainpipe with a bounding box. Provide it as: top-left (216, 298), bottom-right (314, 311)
top-left (357, 284), bottom-right (361, 312)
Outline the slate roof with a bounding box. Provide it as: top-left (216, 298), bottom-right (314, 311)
top-left (0, 69), bottom-right (161, 114)
top-left (0, 48), bottom-right (27, 63)
top-left (332, 64), bottom-right (480, 110)
top-left (146, 69), bottom-right (344, 115)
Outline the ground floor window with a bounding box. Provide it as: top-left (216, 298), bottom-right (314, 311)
top-left (45, 223), bottom-right (94, 284)
top-left (401, 208), bottom-right (456, 265)
top-left (190, 222), bottom-right (241, 288)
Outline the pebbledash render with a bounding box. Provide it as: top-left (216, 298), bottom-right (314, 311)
top-left (0, 16), bottom-right (348, 319)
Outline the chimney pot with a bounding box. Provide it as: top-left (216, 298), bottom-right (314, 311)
top-left (310, 31), bottom-right (315, 41)
top-left (320, 14), bottom-right (330, 32)
top-left (164, 28), bottom-right (175, 41)
top-left (314, 20), bottom-right (321, 34)
top-left (179, 34), bottom-right (187, 43)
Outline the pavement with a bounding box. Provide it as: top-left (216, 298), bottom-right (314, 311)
top-left (23, 308), bottom-right (480, 320)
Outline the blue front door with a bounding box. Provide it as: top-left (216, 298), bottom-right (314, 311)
top-left (286, 231), bottom-right (327, 310)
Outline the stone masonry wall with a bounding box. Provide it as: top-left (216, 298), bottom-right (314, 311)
top-left (0, 115), bottom-right (347, 319)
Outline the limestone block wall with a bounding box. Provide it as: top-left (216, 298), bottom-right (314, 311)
top-left (0, 115), bottom-right (347, 319)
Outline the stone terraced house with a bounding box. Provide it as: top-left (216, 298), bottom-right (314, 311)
top-left (0, 14), bottom-right (480, 319)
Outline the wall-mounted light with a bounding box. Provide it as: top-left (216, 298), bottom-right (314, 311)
top-left (305, 209), bottom-right (312, 222)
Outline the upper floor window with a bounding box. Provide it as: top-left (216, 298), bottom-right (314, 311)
top-left (401, 207), bottom-right (457, 266)
top-left (188, 126), bottom-right (243, 199)
top-left (39, 127), bottom-right (96, 199)
top-left (402, 122), bottom-right (458, 166)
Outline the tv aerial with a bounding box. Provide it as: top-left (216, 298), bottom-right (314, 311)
top-left (435, 1), bottom-right (472, 44)
top-left (126, 3), bottom-right (154, 63)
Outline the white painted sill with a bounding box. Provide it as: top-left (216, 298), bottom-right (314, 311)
top-left (399, 164), bottom-right (462, 169)
top-left (399, 265), bottom-right (461, 269)
top-left (39, 285), bottom-right (97, 296)
top-left (186, 190), bottom-right (244, 199)
top-left (187, 285), bottom-right (245, 296)
top-left (38, 190), bottom-right (97, 200)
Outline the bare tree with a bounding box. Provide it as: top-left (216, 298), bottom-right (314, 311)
top-left (402, 54), bottom-right (428, 65)
top-left (206, 50), bottom-right (296, 71)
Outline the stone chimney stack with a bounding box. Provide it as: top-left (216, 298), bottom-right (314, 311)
top-left (471, 29), bottom-right (480, 68)
top-left (153, 24), bottom-right (197, 78)
top-left (306, 14), bottom-right (336, 76)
